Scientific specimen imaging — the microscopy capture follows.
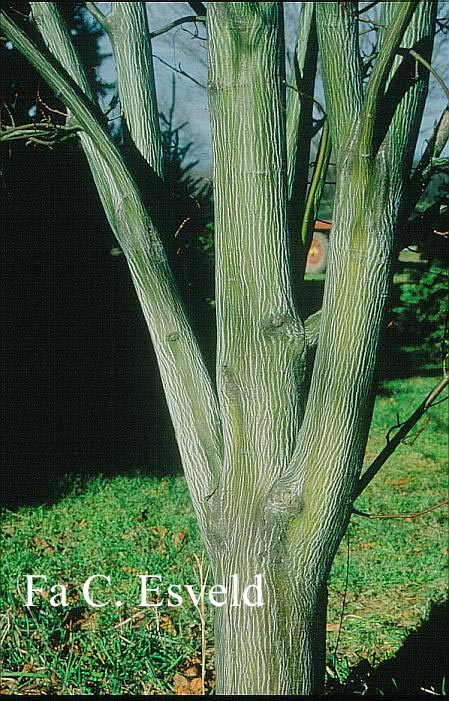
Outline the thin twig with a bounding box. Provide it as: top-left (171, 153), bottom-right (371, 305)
top-left (193, 553), bottom-right (209, 696)
top-left (152, 54), bottom-right (206, 89)
top-left (398, 47), bottom-right (449, 103)
top-left (353, 498), bottom-right (449, 520)
top-left (283, 82), bottom-right (326, 116)
top-left (338, 0), bottom-right (386, 28)
top-left (355, 373), bottom-right (449, 498)
top-left (333, 532), bottom-right (350, 660)
top-left (150, 15), bottom-right (205, 40)
top-left (114, 610), bottom-right (146, 629)
top-left (0, 120), bottom-right (79, 145)
top-left (357, 1), bottom-right (382, 16)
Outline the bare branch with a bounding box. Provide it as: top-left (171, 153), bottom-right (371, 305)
top-left (354, 373), bottom-right (449, 499)
top-left (359, 1), bottom-right (419, 157)
top-left (338, 1), bottom-right (385, 29)
top-left (357, 2), bottom-right (382, 16)
top-left (0, 119), bottom-right (79, 146)
top-left (85, 2), bottom-right (111, 30)
top-left (150, 15), bottom-right (205, 40)
top-left (153, 53), bottom-right (207, 89)
top-left (188, 1), bottom-right (207, 17)
top-left (316, 1), bottom-right (363, 155)
top-left (405, 48), bottom-right (449, 103)
top-left (353, 498), bottom-right (449, 520)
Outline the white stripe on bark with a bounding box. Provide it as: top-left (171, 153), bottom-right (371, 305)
top-left (27, 3), bottom-right (222, 530)
top-left (102, 3), bottom-right (164, 176)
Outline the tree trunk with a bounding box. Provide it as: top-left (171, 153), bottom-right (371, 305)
top-left (204, 2), bottom-right (436, 695)
top-left (212, 552), bottom-right (328, 694)
top-left (0, 1), bottom-right (437, 696)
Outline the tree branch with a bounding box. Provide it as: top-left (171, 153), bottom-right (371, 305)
top-left (304, 309), bottom-right (322, 348)
top-left (150, 15), bottom-right (206, 40)
top-left (152, 54), bottom-right (207, 89)
top-left (1, 5), bottom-right (223, 519)
top-left (188, 1), bottom-right (207, 17)
top-left (377, 0), bottom-right (438, 226)
top-left (85, 2), bottom-right (111, 30)
top-left (407, 48), bottom-right (449, 103)
top-left (300, 119), bottom-right (331, 253)
top-left (286, 1), bottom-right (317, 203)
top-left (278, 2), bottom-right (437, 566)
top-left (353, 498), bottom-right (449, 520)
top-left (403, 105), bottom-right (449, 222)
top-left (316, 1), bottom-right (363, 156)
top-left (354, 373), bottom-right (449, 499)
top-left (286, 2), bottom-right (318, 294)
top-left (104, 2), bottom-right (164, 175)
top-left (359, 1), bottom-right (419, 157)
top-left (208, 3), bottom-right (304, 499)
top-left (413, 105), bottom-right (449, 185)
top-left (0, 120), bottom-right (79, 146)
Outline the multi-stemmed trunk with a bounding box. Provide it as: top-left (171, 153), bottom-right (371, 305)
top-left (0, 1), bottom-right (438, 694)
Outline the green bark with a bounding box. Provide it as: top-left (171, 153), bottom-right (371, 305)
top-left (0, 1), bottom-right (438, 695)
top-left (102, 2), bottom-right (164, 175)
top-left (8, 3), bottom-right (223, 534)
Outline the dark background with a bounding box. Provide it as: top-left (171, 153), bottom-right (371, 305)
top-left (1, 4), bottom-right (219, 508)
top-left (1, 144), bottom-right (182, 507)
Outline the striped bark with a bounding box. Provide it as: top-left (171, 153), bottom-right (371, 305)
top-left (205, 2), bottom-right (436, 694)
top-left (99, 2), bottom-right (164, 175)
top-left (26, 3), bottom-right (223, 537)
top-left (0, 1), bottom-right (437, 695)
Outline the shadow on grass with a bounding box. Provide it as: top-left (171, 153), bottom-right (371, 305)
top-left (329, 599), bottom-right (448, 695)
top-left (372, 598), bottom-right (448, 695)
top-left (377, 343), bottom-right (442, 381)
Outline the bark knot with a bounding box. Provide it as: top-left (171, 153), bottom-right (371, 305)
top-left (265, 486), bottom-right (303, 516)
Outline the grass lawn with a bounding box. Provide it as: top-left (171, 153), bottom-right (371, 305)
top-left (1, 375), bottom-right (447, 695)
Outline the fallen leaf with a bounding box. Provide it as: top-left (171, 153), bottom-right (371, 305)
top-left (173, 673), bottom-right (189, 694)
top-left (390, 478), bottom-right (410, 487)
top-left (190, 677), bottom-right (203, 694)
top-left (151, 526), bottom-right (168, 538)
top-left (30, 536), bottom-right (54, 555)
top-left (185, 664), bottom-right (201, 678)
top-left (1, 679), bottom-right (17, 694)
top-left (326, 622), bottom-right (340, 632)
top-left (159, 615), bottom-right (176, 634)
top-left (1, 524), bottom-right (14, 537)
top-left (21, 662), bottom-right (37, 674)
top-left (174, 531), bottom-right (187, 549)
top-left (50, 670), bottom-right (58, 687)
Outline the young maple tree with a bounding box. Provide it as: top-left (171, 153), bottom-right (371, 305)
top-left (1, 1), bottom-right (447, 694)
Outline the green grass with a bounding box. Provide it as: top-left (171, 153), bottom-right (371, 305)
top-left (327, 376), bottom-right (448, 694)
top-left (1, 376), bottom-right (447, 695)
